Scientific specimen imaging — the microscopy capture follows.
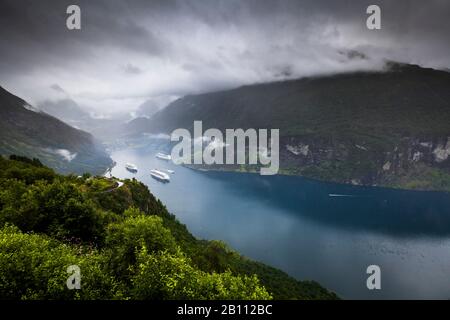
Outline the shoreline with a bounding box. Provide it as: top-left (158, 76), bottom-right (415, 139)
top-left (183, 164), bottom-right (450, 194)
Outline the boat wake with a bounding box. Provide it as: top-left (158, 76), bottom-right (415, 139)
top-left (328, 194), bottom-right (356, 197)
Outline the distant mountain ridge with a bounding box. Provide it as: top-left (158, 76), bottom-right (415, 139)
top-left (126, 62), bottom-right (450, 191)
top-left (129, 62), bottom-right (450, 136)
top-left (38, 98), bottom-right (128, 142)
top-left (38, 98), bottom-right (91, 126)
top-left (0, 86), bottom-right (113, 175)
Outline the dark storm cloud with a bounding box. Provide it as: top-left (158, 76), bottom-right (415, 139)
top-left (0, 0), bottom-right (167, 72)
top-left (0, 0), bottom-right (449, 114)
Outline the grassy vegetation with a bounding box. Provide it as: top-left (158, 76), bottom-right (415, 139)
top-left (386, 163), bottom-right (450, 192)
top-left (0, 155), bottom-right (338, 300)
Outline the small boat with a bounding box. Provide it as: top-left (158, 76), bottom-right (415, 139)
top-left (150, 169), bottom-right (170, 182)
top-left (125, 163), bottom-right (138, 172)
top-left (166, 169), bottom-right (175, 174)
top-left (156, 152), bottom-right (172, 161)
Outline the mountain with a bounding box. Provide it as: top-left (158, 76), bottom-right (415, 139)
top-left (127, 62), bottom-right (450, 191)
top-left (38, 98), bottom-right (91, 126)
top-left (135, 99), bottom-right (163, 118)
top-left (0, 86), bottom-right (113, 175)
top-left (38, 98), bottom-right (127, 142)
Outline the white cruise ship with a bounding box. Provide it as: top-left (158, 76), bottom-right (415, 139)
top-left (125, 163), bottom-right (138, 172)
top-left (150, 169), bottom-right (170, 182)
top-left (156, 152), bottom-right (172, 161)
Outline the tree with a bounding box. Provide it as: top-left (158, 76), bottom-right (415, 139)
top-left (0, 180), bottom-right (104, 242)
top-left (0, 225), bottom-right (120, 299)
top-left (131, 246), bottom-right (271, 300)
top-left (105, 214), bottom-right (178, 278)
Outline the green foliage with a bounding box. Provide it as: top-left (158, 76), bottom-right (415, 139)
top-left (0, 179), bottom-right (104, 243)
top-left (106, 213), bottom-right (178, 278)
top-left (0, 155), bottom-right (55, 185)
top-left (0, 157), bottom-right (338, 300)
top-left (9, 155), bottom-right (43, 167)
top-left (0, 225), bottom-right (120, 299)
top-left (192, 240), bottom-right (238, 273)
top-left (82, 173), bottom-right (91, 179)
top-left (131, 247), bottom-right (271, 300)
top-left (388, 163), bottom-right (450, 192)
top-left (85, 177), bottom-right (116, 192)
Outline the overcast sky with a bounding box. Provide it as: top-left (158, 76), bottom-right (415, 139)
top-left (1, 0), bottom-right (449, 116)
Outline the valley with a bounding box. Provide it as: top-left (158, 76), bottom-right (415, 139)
top-left (0, 86), bottom-right (113, 175)
top-left (125, 62), bottom-right (450, 192)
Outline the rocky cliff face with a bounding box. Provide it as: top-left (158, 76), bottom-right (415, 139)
top-left (280, 135), bottom-right (450, 190)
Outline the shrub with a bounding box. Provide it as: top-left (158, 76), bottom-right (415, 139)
top-left (105, 214), bottom-right (178, 277)
top-left (0, 225), bottom-right (120, 299)
top-left (131, 247), bottom-right (271, 300)
top-left (0, 180), bottom-right (104, 243)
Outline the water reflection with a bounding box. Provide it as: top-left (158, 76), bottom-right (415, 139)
top-left (198, 171), bottom-right (450, 237)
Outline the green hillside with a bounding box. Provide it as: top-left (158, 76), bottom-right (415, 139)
top-left (135, 62), bottom-right (450, 137)
top-left (0, 86), bottom-right (113, 175)
top-left (0, 155), bottom-right (338, 300)
top-left (127, 62), bottom-right (450, 191)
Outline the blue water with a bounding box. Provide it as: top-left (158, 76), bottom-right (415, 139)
top-left (109, 141), bottom-right (450, 299)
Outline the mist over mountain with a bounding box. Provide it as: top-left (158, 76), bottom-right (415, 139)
top-left (126, 62), bottom-right (450, 191)
top-left (38, 98), bottom-right (91, 126)
top-left (0, 86), bottom-right (113, 175)
top-left (38, 97), bottom-right (130, 142)
top-left (130, 62), bottom-right (450, 134)
top-left (134, 95), bottom-right (179, 119)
